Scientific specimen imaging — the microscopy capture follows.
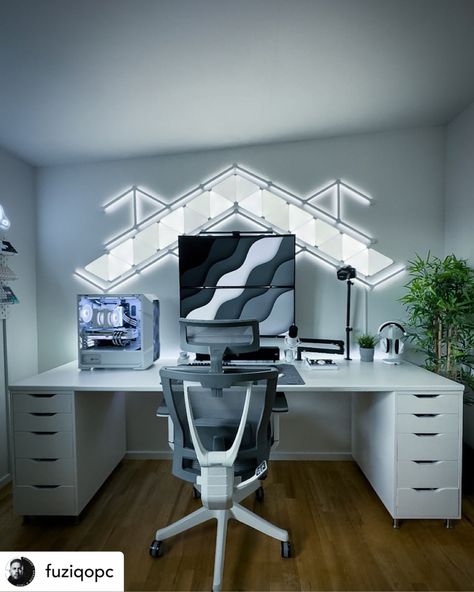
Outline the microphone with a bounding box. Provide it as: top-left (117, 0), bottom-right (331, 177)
top-left (285, 324), bottom-right (299, 347)
top-left (284, 325), bottom-right (300, 362)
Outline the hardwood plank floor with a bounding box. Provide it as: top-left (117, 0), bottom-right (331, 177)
top-left (1, 460), bottom-right (474, 591)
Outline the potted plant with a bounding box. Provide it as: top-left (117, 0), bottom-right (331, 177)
top-left (357, 334), bottom-right (378, 362)
top-left (399, 253), bottom-right (474, 388)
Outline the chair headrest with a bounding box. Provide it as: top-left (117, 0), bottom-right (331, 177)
top-left (179, 318), bottom-right (260, 371)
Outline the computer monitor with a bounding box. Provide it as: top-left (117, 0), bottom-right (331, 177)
top-left (178, 233), bottom-right (295, 336)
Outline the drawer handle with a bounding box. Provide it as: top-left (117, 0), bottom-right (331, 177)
top-left (30, 413), bottom-right (56, 417)
top-left (32, 485), bottom-right (60, 489)
top-left (413, 488), bottom-right (439, 491)
top-left (414, 460), bottom-right (439, 464)
top-left (30, 394), bottom-right (55, 398)
top-left (414, 395), bottom-right (439, 399)
top-left (32, 458), bottom-right (59, 462)
top-left (414, 433), bottom-right (439, 437)
top-left (414, 414), bottom-right (439, 418)
top-left (31, 431), bottom-right (58, 435)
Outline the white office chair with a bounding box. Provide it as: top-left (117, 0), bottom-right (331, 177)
top-left (150, 319), bottom-right (291, 592)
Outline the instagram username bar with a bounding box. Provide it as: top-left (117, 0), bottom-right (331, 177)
top-left (46, 565), bottom-right (114, 582)
top-left (1, 551), bottom-right (123, 591)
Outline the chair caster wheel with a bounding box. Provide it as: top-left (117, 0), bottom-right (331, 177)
top-left (281, 541), bottom-right (291, 558)
top-left (149, 540), bottom-right (163, 557)
top-left (192, 486), bottom-right (201, 499)
top-left (255, 486), bottom-right (264, 501)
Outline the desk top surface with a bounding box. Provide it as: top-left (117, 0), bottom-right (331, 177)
top-left (9, 359), bottom-right (464, 394)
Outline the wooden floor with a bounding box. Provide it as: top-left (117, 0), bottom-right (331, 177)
top-left (1, 460), bottom-right (474, 591)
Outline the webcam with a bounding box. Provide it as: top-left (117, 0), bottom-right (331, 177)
top-left (336, 265), bottom-right (356, 281)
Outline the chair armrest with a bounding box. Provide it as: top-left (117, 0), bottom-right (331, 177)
top-left (273, 391), bottom-right (288, 413)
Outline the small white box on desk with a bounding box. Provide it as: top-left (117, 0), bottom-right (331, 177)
top-left (304, 358), bottom-right (339, 370)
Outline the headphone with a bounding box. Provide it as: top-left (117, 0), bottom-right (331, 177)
top-left (378, 322), bottom-right (407, 358)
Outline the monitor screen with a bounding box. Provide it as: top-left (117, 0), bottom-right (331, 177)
top-left (178, 234), bottom-right (295, 336)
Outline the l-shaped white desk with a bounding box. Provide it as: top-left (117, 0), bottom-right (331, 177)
top-left (9, 360), bottom-right (464, 526)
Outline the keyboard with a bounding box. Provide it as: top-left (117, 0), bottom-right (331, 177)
top-left (182, 362), bottom-right (305, 386)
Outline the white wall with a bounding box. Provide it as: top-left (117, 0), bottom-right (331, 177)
top-left (0, 147), bottom-right (38, 485)
top-left (445, 100), bottom-right (474, 264)
top-left (36, 127), bottom-right (446, 457)
top-left (445, 100), bottom-right (474, 450)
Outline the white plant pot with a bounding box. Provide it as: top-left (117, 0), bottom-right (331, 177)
top-left (360, 347), bottom-right (374, 362)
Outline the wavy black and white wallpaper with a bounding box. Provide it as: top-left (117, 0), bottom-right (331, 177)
top-left (179, 235), bottom-right (295, 335)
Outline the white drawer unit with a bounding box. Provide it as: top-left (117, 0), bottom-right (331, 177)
top-left (394, 391), bottom-right (462, 523)
top-left (14, 412), bottom-right (73, 432)
top-left (397, 393), bottom-right (459, 414)
top-left (398, 433), bottom-right (459, 461)
top-left (14, 431), bottom-right (74, 459)
top-left (13, 485), bottom-right (76, 516)
top-left (396, 488), bottom-right (459, 519)
top-left (398, 461), bottom-right (459, 489)
top-left (13, 393), bottom-right (73, 413)
top-left (10, 390), bottom-right (126, 517)
top-left (397, 413), bottom-right (459, 434)
top-left (15, 458), bottom-right (75, 486)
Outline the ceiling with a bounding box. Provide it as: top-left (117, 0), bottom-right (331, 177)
top-left (1, 0), bottom-right (474, 167)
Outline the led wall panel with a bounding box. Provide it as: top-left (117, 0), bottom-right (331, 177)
top-left (75, 164), bottom-right (404, 291)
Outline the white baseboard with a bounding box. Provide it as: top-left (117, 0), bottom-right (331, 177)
top-left (270, 451), bottom-right (353, 461)
top-left (0, 473), bottom-right (11, 489)
top-left (125, 451), bottom-right (172, 459)
top-left (126, 451), bottom-right (353, 461)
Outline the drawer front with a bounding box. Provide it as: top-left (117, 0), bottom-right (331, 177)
top-left (15, 458), bottom-right (74, 486)
top-left (14, 412), bottom-right (73, 432)
top-left (398, 433), bottom-right (459, 461)
top-left (13, 393), bottom-right (73, 414)
top-left (14, 432), bottom-right (73, 459)
top-left (13, 485), bottom-right (76, 516)
top-left (398, 461), bottom-right (459, 488)
top-left (396, 487), bottom-right (459, 518)
top-left (397, 413), bottom-right (459, 434)
top-left (397, 394), bottom-right (459, 414)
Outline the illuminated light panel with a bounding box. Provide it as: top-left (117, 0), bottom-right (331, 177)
top-left (187, 192), bottom-right (211, 218)
top-left (184, 206), bottom-right (208, 232)
top-left (157, 221), bottom-right (179, 249)
top-left (262, 190), bottom-right (289, 230)
top-left (314, 219), bottom-right (340, 246)
top-left (289, 204), bottom-right (312, 231)
top-left (135, 223), bottom-right (159, 250)
top-left (76, 164), bottom-right (403, 290)
top-left (240, 190), bottom-right (263, 217)
top-left (85, 253), bottom-right (131, 281)
top-left (318, 233), bottom-right (367, 261)
top-left (345, 248), bottom-right (394, 277)
top-left (212, 174), bottom-right (259, 202)
top-left (109, 236), bottom-right (157, 267)
top-left (160, 208), bottom-right (184, 233)
top-left (208, 191), bottom-right (234, 217)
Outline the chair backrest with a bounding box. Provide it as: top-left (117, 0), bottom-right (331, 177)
top-left (160, 318), bottom-right (278, 482)
top-left (160, 365), bottom-right (278, 483)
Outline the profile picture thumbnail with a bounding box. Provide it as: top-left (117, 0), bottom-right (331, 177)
top-left (5, 557), bottom-right (35, 587)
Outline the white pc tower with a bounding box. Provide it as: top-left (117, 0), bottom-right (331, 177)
top-left (78, 294), bottom-right (160, 370)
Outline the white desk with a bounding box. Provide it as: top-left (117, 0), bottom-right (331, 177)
top-left (9, 360), bottom-right (464, 524)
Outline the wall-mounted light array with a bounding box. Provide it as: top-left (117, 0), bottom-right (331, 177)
top-left (74, 164), bottom-right (405, 291)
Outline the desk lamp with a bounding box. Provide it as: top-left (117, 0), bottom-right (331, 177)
top-left (337, 265), bottom-right (356, 360)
